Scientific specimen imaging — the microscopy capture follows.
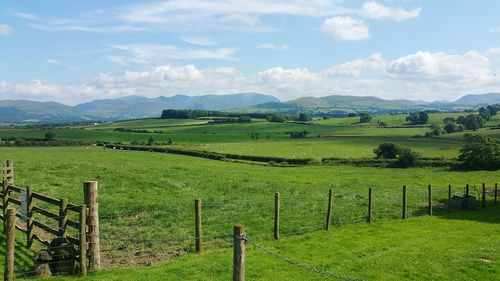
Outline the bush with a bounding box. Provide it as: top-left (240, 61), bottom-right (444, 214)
top-left (458, 134), bottom-right (500, 170)
top-left (406, 111), bottom-right (429, 125)
top-left (443, 123), bottom-right (463, 133)
top-left (359, 113), bottom-right (372, 123)
top-left (374, 143), bottom-right (400, 159)
top-left (395, 148), bottom-right (420, 168)
top-left (45, 131), bottom-right (56, 141)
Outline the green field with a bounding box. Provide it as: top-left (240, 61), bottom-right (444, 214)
top-left (0, 111), bottom-right (498, 280)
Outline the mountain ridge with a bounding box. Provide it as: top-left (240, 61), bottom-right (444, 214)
top-left (0, 92), bottom-right (498, 123)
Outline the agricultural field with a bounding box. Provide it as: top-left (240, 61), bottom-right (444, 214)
top-left (0, 111), bottom-right (498, 280)
top-left (0, 146), bottom-right (497, 280)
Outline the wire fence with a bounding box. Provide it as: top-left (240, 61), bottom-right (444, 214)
top-left (9, 183), bottom-right (499, 279)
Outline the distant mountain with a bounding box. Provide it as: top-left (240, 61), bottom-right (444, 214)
top-left (454, 93), bottom-right (500, 105)
top-left (75, 93), bottom-right (279, 119)
top-left (237, 95), bottom-right (432, 115)
top-left (0, 100), bottom-right (83, 122)
top-left (0, 93), bottom-right (279, 123)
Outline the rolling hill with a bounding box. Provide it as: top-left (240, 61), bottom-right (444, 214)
top-left (0, 92), bottom-right (499, 123)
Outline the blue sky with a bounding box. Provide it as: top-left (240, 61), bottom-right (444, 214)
top-left (1, 0), bottom-right (500, 105)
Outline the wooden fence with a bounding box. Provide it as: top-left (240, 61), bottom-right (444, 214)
top-left (0, 160), bottom-right (101, 280)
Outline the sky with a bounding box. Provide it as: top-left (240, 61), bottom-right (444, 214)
top-left (1, 0), bottom-right (500, 105)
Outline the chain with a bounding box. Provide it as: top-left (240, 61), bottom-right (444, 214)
top-left (244, 237), bottom-right (365, 281)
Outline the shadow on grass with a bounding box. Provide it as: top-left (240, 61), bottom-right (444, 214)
top-left (411, 200), bottom-right (500, 224)
top-left (0, 232), bottom-right (38, 276)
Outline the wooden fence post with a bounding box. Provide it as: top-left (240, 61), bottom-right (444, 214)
top-left (2, 178), bottom-right (9, 231)
top-left (4, 160), bottom-right (14, 184)
top-left (233, 225), bottom-right (245, 281)
top-left (59, 198), bottom-right (68, 238)
top-left (274, 192), bottom-right (280, 240)
top-left (325, 189), bottom-right (332, 230)
top-left (367, 188), bottom-right (372, 223)
top-left (428, 184), bottom-right (432, 216)
top-left (4, 208), bottom-right (15, 281)
top-left (482, 183), bottom-right (486, 208)
top-left (27, 186), bottom-right (34, 248)
top-left (448, 185), bottom-right (452, 213)
top-left (402, 185), bottom-right (407, 220)
top-left (465, 184), bottom-right (469, 209)
top-left (195, 198), bottom-right (202, 253)
top-left (83, 181), bottom-right (100, 272)
top-left (495, 183), bottom-right (498, 206)
top-left (79, 205), bottom-right (87, 276)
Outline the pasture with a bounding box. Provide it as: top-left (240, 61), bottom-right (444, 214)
top-left (0, 111), bottom-right (498, 280)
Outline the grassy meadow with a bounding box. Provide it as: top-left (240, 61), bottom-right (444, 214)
top-left (0, 111), bottom-right (498, 280)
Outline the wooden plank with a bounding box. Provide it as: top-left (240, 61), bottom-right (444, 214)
top-left (5, 209), bottom-right (15, 281)
top-left (32, 219), bottom-right (59, 236)
top-left (67, 203), bottom-right (81, 212)
top-left (8, 197), bottom-right (21, 206)
top-left (66, 219), bottom-right (80, 230)
top-left (66, 235), bottom-right (80, 245)
top-left (32, 191), bottom-right (60, 205)
top-left (7, 185), bottom-right (22, 193)
top-left (32, 205), bottom-right (59, 220)
top-left (15, 224), bottom-right (27, 234)
top-left (79, 205), bottom-right (88, 276)
top-left (32, 233), bottom-right (50, 246)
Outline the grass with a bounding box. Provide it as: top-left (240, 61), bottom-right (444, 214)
top-left (0, 111), bottom-right (497, 280)
top-left (22, 208), bottom-right (500, 281)
top-left (0, 147), bottom-right (497, 269)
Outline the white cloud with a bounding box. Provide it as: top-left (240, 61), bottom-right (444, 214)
top-left (325, 53), bottom-right (385, 77)
top-left (46, 59), bottom-right (60, 65)
top-left (106, 43), bottom-right (236, 65)
top-left (0, 25), bottom-right (13, 36)
top-left (360, 1), bottom-right (421, 21)
top-left (2, 50), bottom-right (499, 104)
top-left (387, 51), bottom-right (491, 83)
top-left (181, 36), bottom-right (216, 46)
top-left (256, 43), bottom-right (290, 51)
top-left (321, 16), bottom-right (370, 41)
top-left (219, 13), bottom-right (261, 27)
top-left (489, 27), bottom-right (500, 33)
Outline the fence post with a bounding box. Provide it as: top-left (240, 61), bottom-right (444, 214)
top-left (465, 184), bottom-right (469, 209)
top-left (428, 184), bottom-right (432, 216)
top-left (495, 183), bottom-right (498, 206)
top-left (2, 177), bottom-right (9, 231)
top-left (4, 208), bottom-right (15, 281)
top-left (59, 198), bottom-right (68, 238)
top-left (448, 185), bottom-right (452, 213)
top-left (233, 225), bottom-right (245, 281)
top-left (482, 183), bottom-right (486, 208)
top-left (27, 186), bottom-right (34, 248)
top-left (195, 198), bottom-right (202, 253)
top-left (402, 185), bottom-right (407, 220)
top-left (4, 160), bottom-right (14, 184)
top-left (325, 189), bottom-right (333, 230)
top-left (79, 205), bottom-right (87, 276)
top-left (83, 181), bottom-right (100, 272)
top-left (274, 192), bottom-right (280, 240)
top-left (367, 188), bottom-right (372, 223)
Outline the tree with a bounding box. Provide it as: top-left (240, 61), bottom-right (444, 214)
top-left (237, 116), bottom-right (252, 123)
top-left (267, 115), bottom-right (287, 123)
top-left (297, 113), bottom-right (312, 122)
top-left (456, 116), bottom-right (465, 125)
top-left (458, 134), bottom-right (500, 170)
top-left (487, 104), bottom-right (499, 115)
top-left (443, 117), bottom-right (456, 123)
top-left (347, 113), bottom-right (356, 117)
top-left (462, 114), bottom-right (485, 131)
top-left (147, 136), bottom-right (155, 146)
top-left (443, 122), bottom-right (463, 134)
top-left (359, 113), bottom-right (372, 123)
top-left (478, 107), bottom-right (491, 121)
top-left (374, 143), bottom-right (400, 159)
top-left (167, 138), bottom-right (173, 145)
top-left (396, 148), bottom-right (420, 168)
top-left (45, 131), bottom-right (55, 141)
top-left (406, 111), bottom-right (429, 125)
